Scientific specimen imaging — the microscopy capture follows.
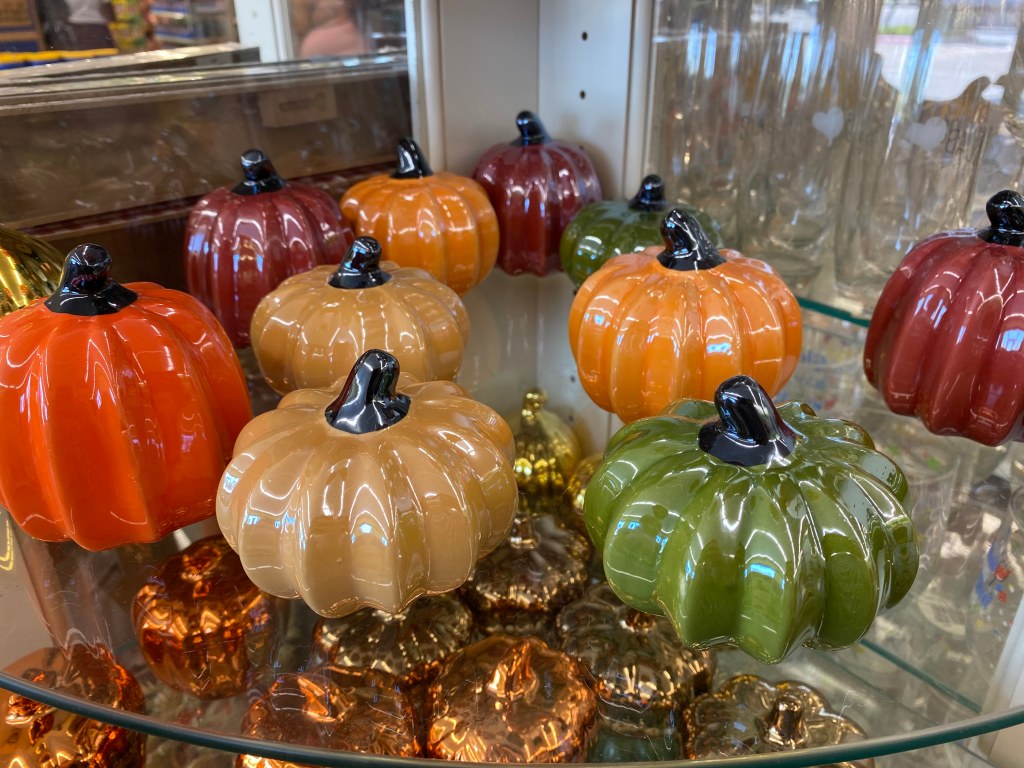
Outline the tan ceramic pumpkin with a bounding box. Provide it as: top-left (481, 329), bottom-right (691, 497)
top-left (217, 349), bottom-right (518, 618)
top-left (251, 237), bottom-right (469, 394)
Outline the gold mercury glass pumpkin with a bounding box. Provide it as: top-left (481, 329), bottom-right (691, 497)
top-left (507, 389), bottom-right (582, 506)
top-left (0, 224), bottom-right (61, 316)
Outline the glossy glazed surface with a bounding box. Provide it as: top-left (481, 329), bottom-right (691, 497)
top-left (426, 635), bottom-right (598, 762)
top-left (584, 391), bottom-right (917, 664)
top-left (185, 151), bottom-right (355, 347)
top-left (556, 583), bottom-right (715, 735)
top-left (459, 511), bottom-right (591, 638)
top-left (864, 193), bottom-right (1024, 445)
top-left (340, 140), bottom-right (498, 295)
top-left (473, 112), bottom-right (602, 277)
top-left (237, 667), bottom-right (421, 764)
top-left (568, 239), bottom-right (801, 423)
top-left (311, 595), bottom-right (474, 687)
top-left (507, 389), bottom-right (583, 504)
top-left (0, 224), bottom-right (61, 317)
top-left (0, 257), bottom-right (251, 551)
top-left (132, 537), bottom-right (278, 700)
top-left (251, 249), bottom-right (469, 394)
top-left (216, 360), bottom-right (518, 618)
top-left (0, 645), bottom-right (145, 768)
top-left (684, 674), bottom-right (871, 766)
top-left (560, 176), bottom-right (723, 289)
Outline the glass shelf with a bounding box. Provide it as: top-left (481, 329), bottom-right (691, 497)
top-left (1, 296), bottom-right (1023, 767)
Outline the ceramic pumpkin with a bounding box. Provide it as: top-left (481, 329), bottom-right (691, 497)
top-left (864, 189), bottom-right (1024, 446)
top-left (237, 666), bottom-right (421, 764)
top-left (506, 389), bottom-right (582, 505)
top-left (556, 583), bottom-right (715, 735)
top-left (684, 674), bottom-right (871, 766)
top-left (340, 139), bottom-right (498, 295)
top-left (569, 209), bottom-right (801, 423)
top-left (1, 644), bottom-right (145, 768)
top-left (426, 635), bottom-right (599, 762)
top-left (217, 349), bottom-right (518, 618)
top-left (560, 174), bottom-right (723, 289)
top-left (0, 245), bottom-right (251, 551)
top-left (251, 236), bottom-right (469, 393)
top-left (473, 111), bottom-right (602, 276)
top-left (585, 375), bottom-right (917, 664)
top-left (132, 536), bottom-right (278, 700)
top-left (184, 148), bottom-right (355, 347)
top-left (0, 224), bottom-right (61, 317)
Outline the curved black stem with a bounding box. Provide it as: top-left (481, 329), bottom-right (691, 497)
top-left (698, 376), bottom-right (797, 467)
top-left (232, 149), bottom-right (288, 195)
top-left (979, 190), bottom-right (1024, 247)
top-left (392, 138), bottom-right (433, 179)
top-left (325, 350), bottom-right (411, 434)
top-left (44, 244), bottom-right (138, 316)
top-left (656, 209), bottom-right (726, 271)
top-left (628, 174), bottom-right (667, 212)
top-left (329, 237), bottom-right (391, 289)
top-left (513, 111), bottom-right (550, 146)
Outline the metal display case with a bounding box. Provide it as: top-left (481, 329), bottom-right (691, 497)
top-left (3, 1), bottom-right (1024, 766)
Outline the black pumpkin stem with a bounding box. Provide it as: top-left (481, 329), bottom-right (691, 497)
top-left (392, 138), bottom-right (433, 179)
top-left (979, 190), bottom-right (1024, 247)
top-left (329, 237), bottom-right (391, 289)
top-left (44, 244), bottom-right (138, 316)
top-left (325, 350), bottom-right (411, 434)
top-left (233, 149), bottom-right (288, 195)
top-left (656, 209), bottom-right (726, 271)
top-left (698, 376), bottom-right (797, 467)
top-left (760, 692), bottom-right (808, 747)
top-left (629, 174), bottom-right (667, 212)
top-left (513, 111), bottom-right (550, 146)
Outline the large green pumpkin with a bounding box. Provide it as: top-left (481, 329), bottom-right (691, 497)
top-left (584, 375), bottom-right (917, 664)
top-left (559, 174), bottom-right (723, 289)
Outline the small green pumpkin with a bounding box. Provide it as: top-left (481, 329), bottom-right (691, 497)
top-left (559, 174), bottom-right (723, 289)
top-left (584, 375), bottom-right (917, 664)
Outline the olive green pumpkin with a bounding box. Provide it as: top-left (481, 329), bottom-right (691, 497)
top-left (584, 375), bottom-right (917, 664)
top-left (559, 174), bottom-right (723, 289)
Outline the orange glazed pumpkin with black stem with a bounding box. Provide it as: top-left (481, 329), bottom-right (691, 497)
top-left (0, 245), bottom-right (251, 551)
top-left (185, 149), bottom-right (355, 347)
top-left (569, 209), bottom-right (801, 423)
top-left (340, 138), bottom-right (499, 295)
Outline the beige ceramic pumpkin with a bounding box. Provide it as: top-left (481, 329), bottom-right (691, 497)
top-left (251, 236), bottom-right (469, 394)
top-left (217, 349), bottom-right (518, 618)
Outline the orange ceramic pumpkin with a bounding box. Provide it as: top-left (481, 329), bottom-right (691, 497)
top-left (339, 138), bottom-right (498, 295)
top-left (251, 236), bottom-right (469, 394)
top-left (217, 349), bottom-right (518, 618)
top-left (569, 210), bottom-right (801, 422)
top-left (0, 245), bottom-right (251, 551)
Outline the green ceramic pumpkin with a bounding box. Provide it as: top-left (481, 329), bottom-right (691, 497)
top-left (584, 375), bottom-right (917, 664)
top-left (559, 174), bottom-right (724, 289)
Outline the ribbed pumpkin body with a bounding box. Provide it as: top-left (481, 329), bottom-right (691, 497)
top-left (865, 230), bottom-right (1024, 445)
top-left (0, 284), bottom-right (251, 550)
top-left (339, 174), bottom-right (498, 295)
top-left (185, 183), bottom-right (354, 347)
top-left (585, 398), bottom-right (917, 664)
top-left (251, 261), bottom-right (469, 393)
top-left (216, 377), bottom-right (518, 617)
top-left (568, 250), bottom-right (801, 422)
top-left (560, 200), bottom-right (722, 290)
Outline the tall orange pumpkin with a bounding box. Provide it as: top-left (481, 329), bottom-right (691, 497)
top-left (569, 210), bottom-right (801, 423)
top-left (0, 245), bottom-right (251, 550)
top-left (339, 138), bottom-right (498, 295)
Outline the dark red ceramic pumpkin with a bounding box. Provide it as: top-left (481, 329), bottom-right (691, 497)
top-left (865, 189), bottom-right (1024, 446)
top-left (184, 149), bottom-right (355, 347)
top-left (473, 111), bottom-right (602, 276)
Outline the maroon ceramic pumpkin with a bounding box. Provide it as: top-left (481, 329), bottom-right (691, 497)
top-left (865, 190), bottom-right (1024, 446)
top-left (473, 111), bottom-right (602, 276)
top-left (184, 149), bottom-right (355, 347)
